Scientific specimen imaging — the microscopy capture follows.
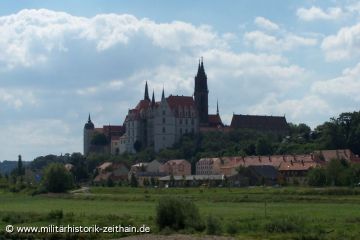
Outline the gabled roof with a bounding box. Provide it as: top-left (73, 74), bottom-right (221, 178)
top-left (314, 149), bottom-right (353, 162)
top-left (208, 114), bottom-right (223, 127)
top-left (97, 162), bottom-right (113, 171)
top-left (166, 95), bottom-right (195, 110)
top-left (135, 99), bottom-right (150, 111)
top-left (230, 114), bottom-right (289, 132)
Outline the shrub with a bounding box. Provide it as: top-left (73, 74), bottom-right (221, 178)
top-left (206, 215), bottom-right (222, 235)
top-left (226, 221), bottom-right (238, 235)
top-left (307, 167), bottom-right (326, 187)
top-left (156, 196), bottom-right (203, 231)
top-left (42, 163), bottom-right (73, 193)
top-left (48, 209), bottom-right (63, 220)
top-left (265, 215), bottom-right (305, 233)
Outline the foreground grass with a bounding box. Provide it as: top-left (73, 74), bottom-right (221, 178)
top-left (1, 187), bottom-right (360, 239)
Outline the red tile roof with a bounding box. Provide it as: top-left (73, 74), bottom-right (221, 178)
top-left (166, 95), bottom-right (195, 110)
top-left (231, 114), bottom-right (289, 132)
top-left (208, 114), bottom-right (223, 127)
top-left (278, 161), bottom-right (317, 171)
top-left (135, 99), bottom-right (150, 111)
top-left (314, 149), bottom-right (353, 162)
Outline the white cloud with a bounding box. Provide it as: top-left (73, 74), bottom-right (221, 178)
top-left (321, 22), bottom-right (360, 61)
top-left (254, 17), bottom-right (279, 31)
top-left (297, 6), bottom-right (344, 21)
top-left (311, 63), bottom-right (360, 100)
top-left (244, 30), bottom-right (317, 52)
top-left (0, 9), bottom-right (321, 159)
top-left (0, 119), bottom-right (80, 160)
top-left (0, 88), bottom-right (38, 110)
top-left (0, 9), bottom-right (230, 70)
top-left (76, 80), bottom-right (124, 95)
top-left (249, 94), bottom-right (332, 128)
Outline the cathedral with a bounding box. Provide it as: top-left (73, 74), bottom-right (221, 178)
top-left (84, 59), bottom-right (223, 156)
top-left (84, 59), bottom-right (290, 156)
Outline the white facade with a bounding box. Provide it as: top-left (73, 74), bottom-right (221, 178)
top-left (124, 94), bottom-right (199, 153)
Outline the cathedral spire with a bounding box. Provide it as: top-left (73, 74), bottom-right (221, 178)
top-left (144, 81), bottom-right (150, 101)
top-left (88, 113), bottom-right (91, 122)
top-left (217, 99), bottom-right (219, 115)
top-left (161, 87), bottom-right (165, 101)
top-left (151, 89), bottom-right (155, 107)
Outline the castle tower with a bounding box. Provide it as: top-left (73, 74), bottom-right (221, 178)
top-left (194, 58), bottom-right (209, 125)
top-left (83, 114), bottom-right (95, 156)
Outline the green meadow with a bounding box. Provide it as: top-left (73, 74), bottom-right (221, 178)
top-left (1, 187), bottom-right (360, 239)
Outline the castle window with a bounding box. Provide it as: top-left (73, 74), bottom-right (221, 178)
top-left (162, 127), bottom-right (166, 133)
top-left (163, 110), bottom-right (166, 115)
top-left (186, 119), bottom-right (188, 125)
top-left (162, 118), bottom-right (165, 124)
top-left (180, 119), bottom-right (182, 124)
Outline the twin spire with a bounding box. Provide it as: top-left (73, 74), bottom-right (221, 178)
top-left (144, 81), bottom-right (150, 101)
top-left (144, 81), bottom-right (165, 105)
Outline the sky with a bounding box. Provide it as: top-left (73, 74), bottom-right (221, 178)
top-left (1, 0), bottom-right (360, 161)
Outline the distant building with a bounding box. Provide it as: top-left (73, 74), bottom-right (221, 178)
top-left (158, 174), bottom-right (224, 187)
top-left (160, 159), bottom-right (191, 176)
top-left (94, 162), bottom-right (129, 183)
top-left (313, 149), bottom-right (360, 163)
top-left (83, 114), bottom-right (125, 156)
top-left (84, 59), bottom-right (294, 156)
top-left (230, 114), bottom-right (289, 135)
top-left (128, 160), bottom-right (166, 186)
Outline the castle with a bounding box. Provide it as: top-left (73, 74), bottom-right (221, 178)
top-left (84, 59), bottom-right (223, 155)
top-left (84, 59), bottom-right (289, 156)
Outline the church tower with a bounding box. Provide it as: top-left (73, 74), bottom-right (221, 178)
top-left (83, 114), bottom-right (95, 156)
top-left (194, 58), bottom-right (209, 125)
top-left (144, 81), bottom-right (150, 101)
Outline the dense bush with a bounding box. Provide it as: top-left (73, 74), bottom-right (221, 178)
top-left (265, 216), bottom-right (305, 233)
top-left (307, 159), bottom-right (360, 187)
top-left (206, 215), bottom-right (222, 235)
top-left (42, 163), bottom-right (74, 193)
top-left (307, 168), bottom-right (327, 187)
top-left (156, 196), bottom-right (204, 231)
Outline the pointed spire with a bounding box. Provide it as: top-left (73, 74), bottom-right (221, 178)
top-left (161, 86), bottom-right (165, 101)
top-left (85, 113), bottom-right (94, 129)
top-left (144, 81), bottom-right (150, 101)
top-left (216, 99), bottom-right (219, 115)
top-left (151, 89), bottom-right (155, 107)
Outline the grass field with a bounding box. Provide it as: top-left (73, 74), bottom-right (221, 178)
top-left (1, 187), bottom-right (360, 239)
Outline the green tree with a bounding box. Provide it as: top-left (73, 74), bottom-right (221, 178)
top-left (156, 197), bottom-right (203, 231)
top-left (106, 177), bottom-right (114, 187)
top-left (256, 138), bottom-right (272, 155)
top-left (42, 163), bottom-right (74, 193)
top-left (17, 155), bottom-right (25, 176)
top-left (169, 174), bottom-right (175, 187)
top-left (130, 172), bottom-right (138, 188)
top-left (69, 153), bottom-right (88, 182)
top-left (91, 133), bottom-right (108, 146)
top-left (307, 167), bottom-right (326, 187)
